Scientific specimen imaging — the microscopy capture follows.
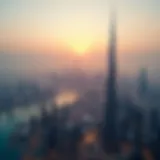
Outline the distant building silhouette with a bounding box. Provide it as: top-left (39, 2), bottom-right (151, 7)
top-left (102, 10), bottom-right (119, 154)
top-left (150, 108), bottom-right (160, 159)
top-left (40, 103), bottom-right (49, 130)
top-left (130, 110), bottom-right (144, 160)
top-left (138, 68), bottom-right (148, 98)
top-left (150, 108), bottom-right (159, 138)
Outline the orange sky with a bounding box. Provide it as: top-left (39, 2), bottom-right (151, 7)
top-left (0, 0), bottom-right (159, 75)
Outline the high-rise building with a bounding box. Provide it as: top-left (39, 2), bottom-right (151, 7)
top-left (131, 110), bottom-right (144, 160)
top-left (102, 10), bottom-right (119, 154)
top-left (138, 68), bottom-right (148, 97)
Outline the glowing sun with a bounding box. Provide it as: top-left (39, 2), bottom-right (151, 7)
top-left (67, 37), bottom-right (92, 55)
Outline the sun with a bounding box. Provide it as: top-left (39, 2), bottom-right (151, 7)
top-left (67, 37), bottom-right (92, 55)
top-left (71, 42), bottom-right (90, 55)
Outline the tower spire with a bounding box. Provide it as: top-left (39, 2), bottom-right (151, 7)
top-left (102, 8), bottom-right (119, 154)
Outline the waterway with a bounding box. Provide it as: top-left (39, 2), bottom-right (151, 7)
top-left (0, 90), bottom-right (78, 159)
top-left (0, 102), bottom-right (53, 160)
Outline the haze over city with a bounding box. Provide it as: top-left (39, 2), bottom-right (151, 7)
top-left (0, 1), bottom-right (160, 160)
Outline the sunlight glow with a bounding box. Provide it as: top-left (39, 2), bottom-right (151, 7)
top-left (66, 36), bottom-right (93, 55)
top-left (55, 90), bottom-right (79, 107)
top-left (83, 129), bottom-right (97, 144)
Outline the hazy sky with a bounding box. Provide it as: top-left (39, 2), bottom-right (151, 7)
top-left (0, 0), bottom-right (159, 76)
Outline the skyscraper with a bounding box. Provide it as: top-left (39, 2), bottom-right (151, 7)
top-left (102, 10), bottom-right (119, 154)
top-left (138, 68), bottom-right (148, 97)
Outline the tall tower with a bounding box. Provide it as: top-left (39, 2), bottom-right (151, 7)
top-left (138, 68), bottom-right (148, 97)
top-left (102, 10), bottom-right (119, 154)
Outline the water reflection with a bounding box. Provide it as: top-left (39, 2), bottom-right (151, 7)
top-left (0, 90), bottom-right (79, 129)
top-left (55, 90), bottom-right (79, 108)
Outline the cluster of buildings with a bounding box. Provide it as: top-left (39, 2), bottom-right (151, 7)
top-left (9, 10), bottom-right (160, 160)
